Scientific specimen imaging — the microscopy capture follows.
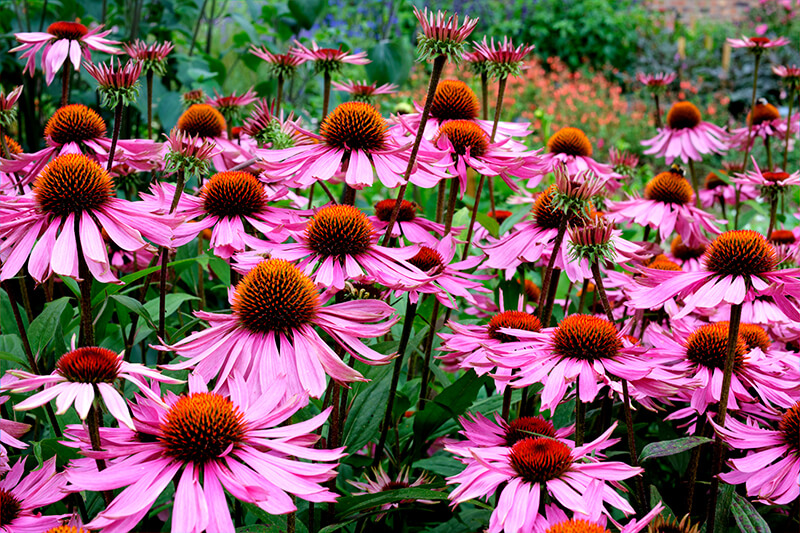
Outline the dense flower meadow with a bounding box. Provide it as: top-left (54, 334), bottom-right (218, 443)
top-left (0, 5), bottom-right (799, 533)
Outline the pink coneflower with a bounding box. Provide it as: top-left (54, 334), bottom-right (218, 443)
top-left (447, 412), bottom-right (572, 461)
top-left (239, 205), bottom-right (431, 291)
top-left (207, 88), bottom-right (257, 123)
top-left (631, 230), bottom-right (800, 320)
top-left (291, 41), bottom-right (369, 72)
top-left (144, 170), bottom-right (303, 258)
top-left (446, 424), bottom-right (641, 532)
top-left (645, 322), bottom-right (796, 423)
top-left (159, 258), bottom-right (397, 397)
top-left (0, 153), bottom-right (173, 283)
top-left (2, 343), bottom-right (179, 429)
top-left (12, 22), bottom-right (121, 84)
top-left (473, 36), bottom-right (535, 78)
top-left (163, 127), bottom-right (218, 175)
top-left (641, 101), bottom-right (729, 164)
top-left (531, 503), bottom-right (665, 533)
top-left (332, 79), bottom-right (398, 104)
top-left (712, 403), bottom-right (800, 504)
top-left (727, 35), bottom-right (791, 52)
top-left (370, 198), bottom-right (455, 246)
top-left (438, 299), bottom-right (543, 390)
top-left (249, 46), bottom-right (306, 77)
top-left (607, 166), bottom-right (723, 247)
top-left (0, 86), bottom-right (22, 129)
top-left (666, 235), bottom-right (707, 271)
top-left (176, 103), bottom-right (248, 168)
top-left (413, 7), bottom-right (478, 62)
top-left (734, 159), bottom-right (800, 195)
top-left (491, 315), bottom-right (654, 411)
top-left (428, 119), bottom-right (542, 192)
top-left (0, 458), bottom-right (68, 532)
top-left (608, 147), bottom-right (640, 178)
top-left (64, 374), bottom-right (344, 533)
top-left (537, 126), bottom-right (620, 186)
top-left (123, 39), bottom-right (174, 76)
top-left (258, 101), bottom-right (446, 189)
top-left (1, 104), bottom-right (162, 181)
top-left (636, 72), bottom-right (677, 92)
top-left (349, 465), bottom-right (435, 519)
top-left (390, 235), bottom-right (491, 308)
top-left (728, 98), bottom-right (798, 151)
top-left (83, 58), bottom-right (142, 108)
top-left (399, 79), bottom-right (531, 142)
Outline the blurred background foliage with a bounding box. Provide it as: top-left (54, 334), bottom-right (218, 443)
top-left (1, 0), bottom-right (800, 157)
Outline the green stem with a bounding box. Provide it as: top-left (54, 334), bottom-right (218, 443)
top-left (381, 54), bottom-right (447, 245)
top-left (277, 75), bottom-right (284, 116)
top-left (373, 299), bottom-right (418, 466)
top-left (653, 93), bottom-right (663, 129)
top-left (106, 103), bottom-right (124, 173)
top-left (782, 88), bottom-right (794, 170)
top-left (706, 302), bottom-right (743, 533)
top-left (538, 215), bottom-right (568, 325)
top-left (575, 382), bottom-right (585, 447)
top-left (688, 158), bottom-right (700, 207)
top-left (764, 135), bottom-right (773, 172)
top-left (146, 71), bottom-right (153, 140)
top-left (61, 66), bottom-right (70, 107)
top-left (442, 178), bottom-right (459, 235)
top-left (462, 175), bottom-right (485, 260)
top-left (322, 71), bottom-right (331, 122)
top-left (418, 298), bottom-right (441, 410)
top-left (767, 196), bottom-right (778, 238)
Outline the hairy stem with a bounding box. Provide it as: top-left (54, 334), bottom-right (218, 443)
top-left (106, 103), bottom-right (124, 173)
top-left (538, 214), bottom-right (568, 325)
top-left (418, 298), bottom-right (441, 410)
top-left (146, 71), bottom-right (153, 139)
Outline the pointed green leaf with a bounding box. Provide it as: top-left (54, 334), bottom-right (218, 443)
top-left (639, 436), bottom-right (712, 462)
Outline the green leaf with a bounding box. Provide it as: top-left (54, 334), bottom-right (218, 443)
top-left (208, 255), bottom-right (231, 287)
top-left (713, 484), bottom-right (736, 533)
top-left (731, 493), bottom-right (770, 533)
top-left (414, 370), bottom-right (487, 443)
top-left (335, 486), bottom-right (448, 518)
top-left (109, 294), bottom-right (154, 327)
top-left (475, 211), bottom-right (500, 239)
top-left (639, 436), bottom-right (712, 462)
top-left (33, 438), bottom-right (81, 468)
top-left (650, 485), bottom-right (676, 522)
top-left (143, 294), bottom-right (199, 320)
top-left (498, 207), bottom-right (528, 235)
top-left (413, 453), bottom-right (464, 477)
top-left (27, 297), bottom-right (72, 357)
top-left (287, 0), bottom-right (326, 29)
top-left (365, 39), bottom-right (413, 86)
top-left (342, 363), bottom-right (392, 453)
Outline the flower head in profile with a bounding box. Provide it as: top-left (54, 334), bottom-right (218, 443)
top-left (463, 46), bottom-right (490, 76)
top-left (0, 86), bottom-right (23, 129)
top-left (636, 72), bottom-right (677, 94)
top-left (84, 58), bottom-right (142, 108)
top-left (164, 127), bottom-right (218, 175)
top-left (608, 147), bottom-right (639, 178)
top-left (181, 88), bottom-right (207, 108)
top-left (712, 402), bottom-right (800, 504)
top-left (727, 35), bottom-right (790, 54)
top-left (0, 458), bottom-right (68, 532)
top-left (123, 39), bottom-right (173, 76)
top-left (539, 126), bottom-right (620, 186)
top-left (12, 21), bottom-right (121, 84)
top-left (772, 64), bottom-right (800, 91)
top-left (631, 230), bottom-right (800, 320)
top-left (642, 101), bottom-right (729, 163)
top-left (729, 98), bottom-right (798, 151)
top-left (349, 465), bottom-right (435, 519)
top-left (291, 41), bottom-right (369, 74)
top-left (413, 7), bottom-right (478, 63)
top-left (2, 343), bottom-right (179, 429)
top-left (332, 79), bottom-right (398, 103)
top-left (207, 88), bottom-right (258, 125)
top-left (249, 46), bottom-right (306, 81)
top-left (734, 158), bottom-right (800, 203)
top-left (241, 99), bottom-right (308, 149)
top-left (447, 424), bottom-right (641, 533)
top-left (64, 374), bottom-right (343, 533)
top-left (473, 36), bottom-right (535, 79)
top-left (159, 258), bottom-right (397, 398)
top-left (0, 153), bottom-right (173, 283)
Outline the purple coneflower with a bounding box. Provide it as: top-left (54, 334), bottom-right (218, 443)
top-left (349, 465), bottom-right (435, 519)
top-left (641, 101), bottom-right (729, 164)
top-left (727, 35), bottom-right (790, 52)
top-left (636, 72), bottom-right (677, 92)
top-left (332, 79), bottom-right (398, 103)
top-left (159, 258), bottom-right (397, 397)
top-left (83, 58), bottom-right (142, 108)
top-left (123, 39), bottom-right (174, 76)
top-left (0, 153), bottom-right (173, 283)
top-left (413, 7), bottom-right (478, 63)
top-left (0, 458), bottom-right (67, 532)
top-left (64, 374), bottom-right (344, 533)
top-left (12, 21), bottom-right (120, 84)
